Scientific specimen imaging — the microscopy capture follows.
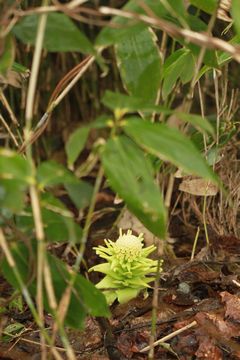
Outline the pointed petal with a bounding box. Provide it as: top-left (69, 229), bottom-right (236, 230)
top-left (116, 288), bottom-right (140, 304)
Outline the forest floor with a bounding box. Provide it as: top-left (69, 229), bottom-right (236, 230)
top-left (1, 194), bottom-right (240, 360)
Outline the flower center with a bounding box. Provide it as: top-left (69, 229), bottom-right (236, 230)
top-left (115, 230), bottom-right (144, 257)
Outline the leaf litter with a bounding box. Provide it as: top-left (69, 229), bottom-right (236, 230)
top-left (2, 210), bottom-right (240, 359)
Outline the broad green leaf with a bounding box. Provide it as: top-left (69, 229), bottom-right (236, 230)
top-left (232, 0), bottom-right (240, 35)
top-left (95, 0), bottom-right (168, 47)
top-left (0, 148), bottom-right (32, 182)
top-left (162, 49), bottom-right (195, 99)
top-left (190, 0), bottom-right (217, 14)
top-left (115, 28), bottom-right (161, 102)
top-left (102, 90), bottom-right (170, 114)
top-left (65, 116), bottom-right (114, 169)
top-left (13, 13), bottom-right (94, 54)
top-left (0, 34), bottom-right (15, 75)
top-left (65, 126), bottom-right (90, 169)
top-left (100, 136), bottom-right (167, 238)
top-left (37, 160), bottom-right (78, 188)
top-left (17, 207), bottom-right (82, 243)
top-left (167, 0), bottom-right (187, 18)
top-left (1, 243), bottom-right (110, 329)
top-left (102, 91), bottom-right (213, 135)
top-left (176, 113), bottom-right (215, 136)
top-left (65, 181), bottom-right (93, 210)
top-left (123, 118), bottom-right (218, 183)
top-left (179, 53), bottom-right (195, 84)
top-left (17, 193), bottom-right (82, 243)
top-left (0, 179), bottom-right (26, 213)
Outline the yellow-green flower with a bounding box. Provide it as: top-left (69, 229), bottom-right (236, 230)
top-left (89, 229), bottom-right (163, 305)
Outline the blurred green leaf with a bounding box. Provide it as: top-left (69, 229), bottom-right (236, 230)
top-left (1, 243), bottom-right (110, 329)
top-left (183, 15), bottom-right (218, 68)
top-left (115, 28), bottom-right (161, 102)
top-left (232, 0), bottom-right (240, 35)
top-left (123, 118), bottom-right (218, 183)
top-left (0, 148), bottom-right (32, 182)
top-left (65, 181), bottom-right (93, 210)
top-left (12, 61), bottom-right (29, 74)
top-left (0, 34), bottom-right (15, 75)
top-left (102, 91), bottom-right (212, 135)
top-left (17, 207), bottom-right (82, 243)
top-left (17, 193), bottom-right (82, 243)
top-left (176, 112), bottom-right (215, 136)
top-left (189, 0), bottom-right (217, 13)
top-left (102, 90), bottom-right (170, 114)
top-left (2, 322), bottom-right (25, 342)
top-left (37, 160), bottom-right (79, 188)
top-left (167, 0), bottom-right (187, 18)
top-left (100, 136), bottom-right (167, 238)
top-left (95, 0), bottom-right (167, 47)
top-left (162, 49), bottom-right (195, 99)
top-left (13, 13), bottom-right (94, 54)
top-left (0, 149), bottom-right (31, 213)
top-left (65, 126), bottom-right (90, 169)
top-left (0, 179), bottom-right (26, 213)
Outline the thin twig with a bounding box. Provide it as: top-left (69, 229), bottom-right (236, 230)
top-left (0, 90), bottom-right (19, 126)
top-left (0, 113), bottom-right (19, 147)
top-left (141, 320), bottom-right (197, 353)
top-left (99, 6), bottom-right (240, 62)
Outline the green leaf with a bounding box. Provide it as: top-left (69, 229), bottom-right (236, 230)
top-left (102, 90), bottom-right (170, 114)
top-left (17, 193), bottom-right (82, 243)
top-left (37, 160), bottom-right (78, 188)
top-left (13, 13), bottom-right (94, 54)
top-left (1, 243), bottom-right (110, 329)
top-left (2, 322), bottom-right (25, 342)
top-left (17, 207), bottom-right (82, 243)
top-left (115, 28), bottom-right (162, 102)
top-left (12, 62), bottom-right (29, 74)
top-left (123, 118), bottom-right (218, 183)
top-left (0, 148), bottom-right (32, 182)
top-left (0, 149), bottom-right (31, 213)
top-left (0, 179), bottom-right (26, 213)
top-left (176, 113), bottom-right (215, 136)
top-left (0, 34), bottom-right (15, 75)
top-left (162, 49), bottom-right (195, 99)
top-left (232, 0), bottom-right (240, 35)
top-left (65, 126), bottom-right (90, 169)
top-left (167, 0), bottom-right (187, 18)
top-left (95, 0), bottom-right (167, 47)
top-left (100, 136), bottom-right (167, 238)
top-left (183, 16), bottom-right (218, 68)
top-left (189, 0), bottom-right (217, 14)
top-left (65, 181), bottom-right (93, 210)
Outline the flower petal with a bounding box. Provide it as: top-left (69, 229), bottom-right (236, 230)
top-left (116, 288), bottom-right (140, 304)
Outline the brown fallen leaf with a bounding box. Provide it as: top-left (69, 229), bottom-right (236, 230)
top-left (196, 312), bottom-right (240, 339)
top-left (195, 336), bottom-right (223, 360)
top-left (179, 178), bottom-right (218, 196)
top-left (221, 291), bottom-right (240, 323)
